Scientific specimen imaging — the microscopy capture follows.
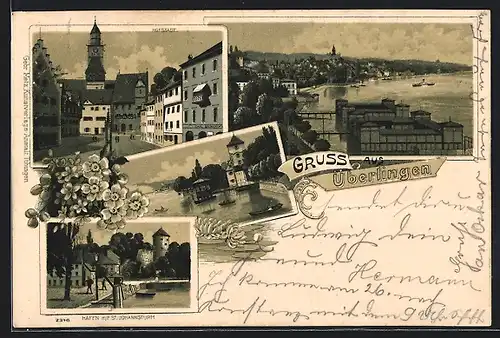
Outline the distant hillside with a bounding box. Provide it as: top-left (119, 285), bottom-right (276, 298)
top-left (243, 50), bottom-right (471, 69)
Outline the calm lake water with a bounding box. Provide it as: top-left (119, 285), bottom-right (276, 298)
top-left (304, 73), bottom-right (474, 150)
top-left (122, 284), bottom-right (190, 308)
top-left (146, 186), bottom-right (293, 224)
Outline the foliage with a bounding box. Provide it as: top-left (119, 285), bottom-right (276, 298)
top-left (172, 176), bottom-right (193, 194)
top-left (233, 106), bottom-right (258, 129)
top-left (302, 130), bottom-right (319, 144)
top-left (242, 126), bottom-right (282, 180)
top-left (241, 81), bottom-right (261, 110)
top-left (314, 139), bottom-right (331, 151)
top-left (195, 218), bottom-right (246, 249)
top-left (294, 120), bottom-right (312, 133)
top-left (200, 164), bottom-right (229, 190)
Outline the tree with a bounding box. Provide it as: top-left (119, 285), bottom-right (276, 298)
top-left (173, 176), bottom-right (193, 194)
top-left (258, 78), bottom-right (274, 96)
top-left (314, 139), bottom-right (331, 151)
top-left (109, 232), bottom-right (131, 263)
top-left (86, 229), bottom-right (93, 244)
top-left (177, 242), bottom-right (191, 279)
top-left (153, 73), bottom-right (167, 90)
top-left (295, 121), bottom-right (312, 133)
top-left (160, 67), bottom-right (177, 83)
top-left (193, 159), bottom-right (203, 180)
top-left (233, 106), bottom-right (258, 129)
top-left (256, 93), bottom-right (274, 121)
top-left (46, 222), bottom-right (80, 301)
top-left (201, 164), bottom-right (228, 190)
top-left (302, 130), bottom-right (318, 144)
top-left (241, 81), bottom-right (260, 110)
top-left (274, 85), bottom-right (289, 98)
top-left (228, 81), bottom-right (241, 117)
top-left (136, 248), bottom-right (153, 268)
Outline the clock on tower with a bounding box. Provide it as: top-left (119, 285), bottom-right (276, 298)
top-left (85, 19), bottom-right (106, 84)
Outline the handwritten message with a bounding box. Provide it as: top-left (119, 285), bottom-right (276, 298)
top-left (196, 157), bottom-right (490, 326)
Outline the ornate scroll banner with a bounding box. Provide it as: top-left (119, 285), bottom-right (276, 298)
top-left (278, 152), bottom-right (446, 192)
top-left (277, 151), bottom-right (352, 181)
top-left (310, 157), bottom-right (446, 191)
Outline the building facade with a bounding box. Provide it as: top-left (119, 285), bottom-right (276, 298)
top-left (59, 82), bottom-right (83, 138)
top-left (180, 41), bottom-right (224, 142)
top-left (140, 105), bottom-right (147, 142)
top-left (336, 98), bottom-right (466, 155)
top-left (80, 90), bottom-right (112, 135)
top-left (163, 80), bottom-right (183, 145)
top-left (32, 38), bottom-right (62, 150)
top-left (153, 90), bottom-right (166, 145)
top-left (280, 79), bottom-right (298, 96)
top-left (145, 99), bottom-right (155, 144)
top-left (112, 73), bottom-right (148, 134)
top-left (225, 135), bottom-right (248, 188)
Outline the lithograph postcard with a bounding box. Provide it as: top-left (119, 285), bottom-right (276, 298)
top-left (11, 10), bottom-right (491, 328)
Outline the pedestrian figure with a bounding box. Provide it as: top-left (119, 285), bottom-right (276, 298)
top-left (101, 279), bottom-right (107, 291)
top-left (115, 136), bottom-right (119, 143)
top-left (85, 278), bottom-right (94, 294)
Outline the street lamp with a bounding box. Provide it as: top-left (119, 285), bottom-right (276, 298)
top-left (94, 253), bottom-right (99, 301)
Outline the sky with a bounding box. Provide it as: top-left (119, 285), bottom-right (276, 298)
top-left (120, 125), bottom-right (274, 194)
top-left (36, 29), bottom-right (222, 86)
top-left (83, 220), bottom-right (192, 246)
top-left (224, 22), bottom-right (473, 65)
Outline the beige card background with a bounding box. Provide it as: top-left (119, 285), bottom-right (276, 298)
top-left (11, 10), bottom-right (491, 328)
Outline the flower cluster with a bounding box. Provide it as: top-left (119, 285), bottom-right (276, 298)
top-left (26, 151), bottom-right (150, 230)
top-left (195, 217), bottom-right (248, 249)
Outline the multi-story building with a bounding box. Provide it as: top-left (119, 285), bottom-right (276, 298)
top-left (280, 79), bottom-right (297, 96)
top-left (225, 134), bottom-right (248, 188)
top-left (153, 90), bottom-right (166, 145)
top-left (112, 72), bottom-right (148, 134)
top-left (32, 38), bottom-right (62, 150)
top-left (335, 98), bottom-right (465, 155)
top-left (80, 91), bottom-right (112, 135)
top-left (58, 82), bottom-right (83, 138)
top-left (180, 41), bottom-right (224, 142)
top-left (145, 98), bottom-right (155, 144)
top-left (140, 104), bottom-right (147, 141)
top-left (163, 79), bottom-right (183, 145)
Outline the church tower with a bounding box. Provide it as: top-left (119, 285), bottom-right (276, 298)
top-left (85, 18), bottom-right (106, 89)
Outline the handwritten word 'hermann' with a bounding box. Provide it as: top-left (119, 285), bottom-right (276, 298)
top-left (348, 259), bottom-right (481, 292)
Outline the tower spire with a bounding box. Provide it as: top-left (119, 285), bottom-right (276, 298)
top-left (94, 16), bottom-right (96, 24)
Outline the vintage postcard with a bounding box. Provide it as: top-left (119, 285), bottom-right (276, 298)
top-left (25, 18), bottom-right (228, 167)
top-left (42, 217), bottom-right (198, 314)
top-left (12, 10), bottom-right (491, 328)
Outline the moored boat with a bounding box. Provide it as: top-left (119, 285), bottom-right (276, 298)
top-left (136, 290), bottom-right (156, 298)
top-left (249, 202), bottom-right (283, 217)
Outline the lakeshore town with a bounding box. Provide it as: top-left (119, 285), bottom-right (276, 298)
top-left (33, 19), bottom-right (473, 163)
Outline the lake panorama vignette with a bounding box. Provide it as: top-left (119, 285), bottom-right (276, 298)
top-left (32, 19), bottom-right (224, 165)
top-left (119, 123), bottom-right (295, 226)
top-left (46, 219), bottom-right (194, 310)
top-left (227, 22), bottom-right (473, 157)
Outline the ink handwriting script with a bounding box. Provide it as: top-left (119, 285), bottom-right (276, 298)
top-left (197, 160), bottom-right (490, 325)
